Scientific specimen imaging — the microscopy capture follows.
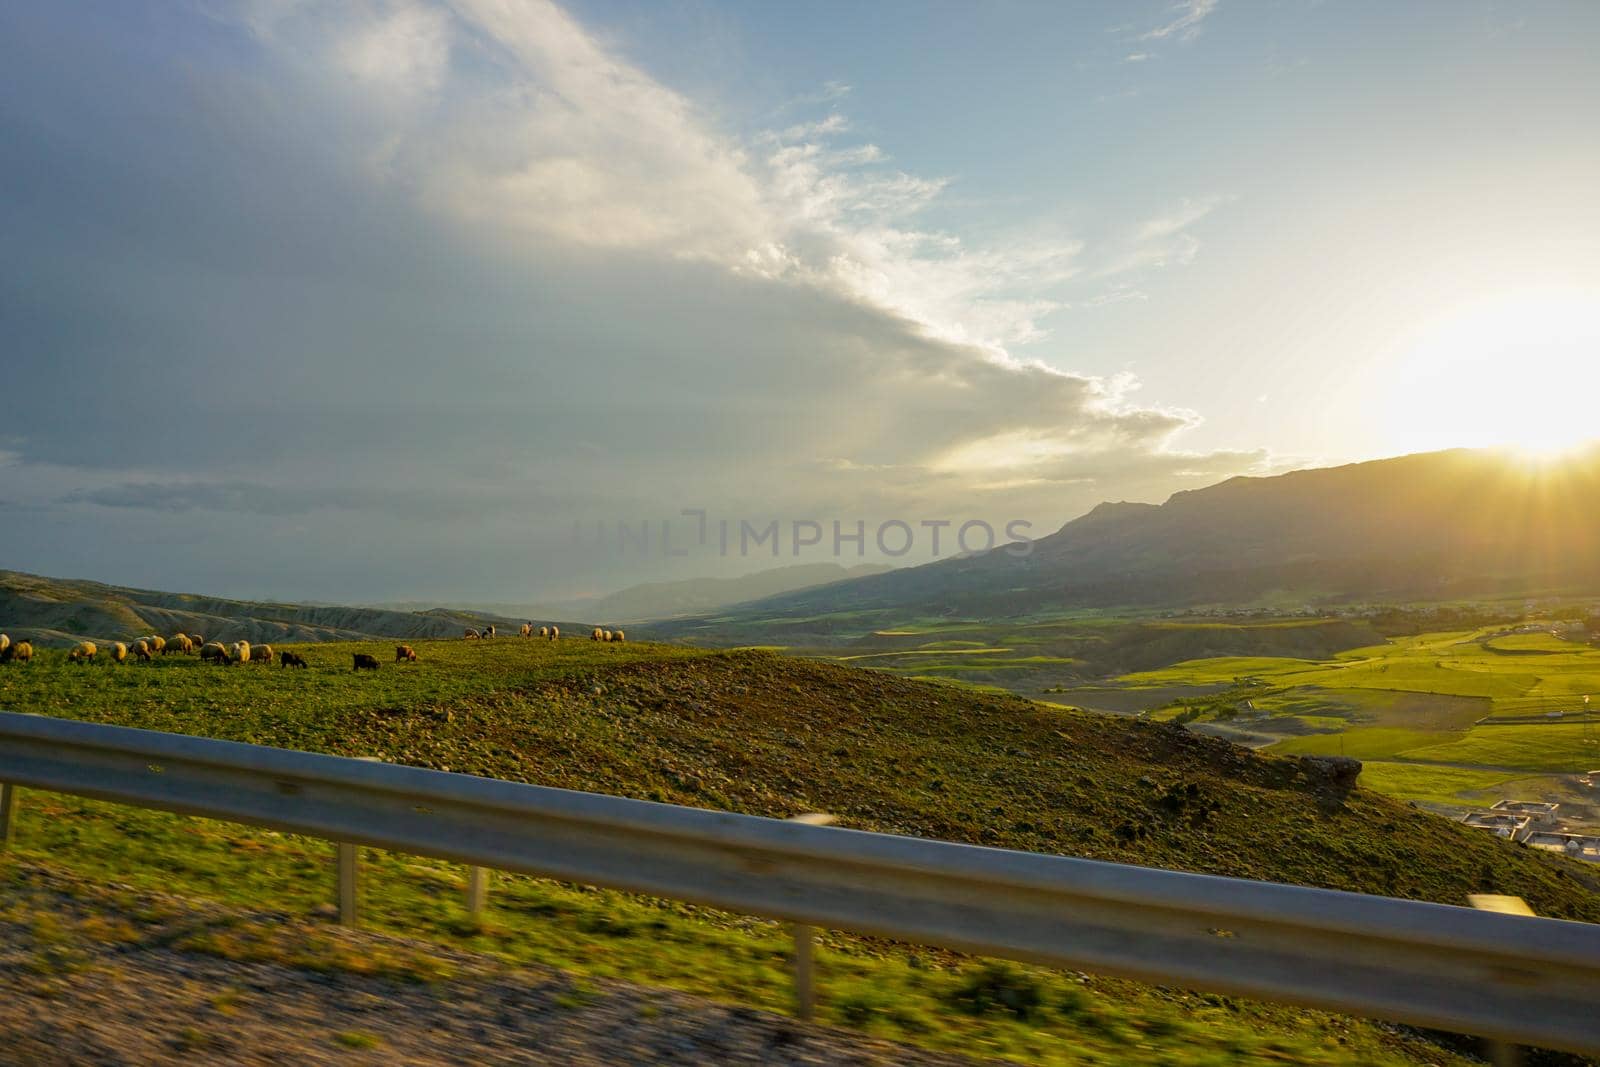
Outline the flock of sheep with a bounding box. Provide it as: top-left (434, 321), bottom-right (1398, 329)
top-left (461, 623), bottom-right (626, 643)
top-left (0, 622), bottom-right (631, 671)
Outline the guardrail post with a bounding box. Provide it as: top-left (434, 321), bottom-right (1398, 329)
top-left (337, 842), bottom-right (359, 926)
top-left (787, 813), bottom-right (837, 1020)
top-left (0, 783), bottom-right (14, 852)
top-left (1469, 895), bottom-right (1529, 1067)
top-left (467, 865), bottom-right (489, 919)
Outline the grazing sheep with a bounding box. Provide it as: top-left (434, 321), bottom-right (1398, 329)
top-left (110, 641), bottom-right (128, 663)
top-left (229, 640), bottom-right (252, 665)
top-left (189, 634), bottom-right (205, 649)
top-left (537, 626), bottom-right (548, 639)
top-left (165, 633), bottom-right (193, 655)
top-left (591, 627), bottom-right (603, 641)
top-left (148, 635), bottom-right (167, 655)
top-left (485, 624), bottom-right (496, 638)
top-left (352, 653), bottom-right (380, 671)
top-left (200, 642), bottom-right (228, 663)
top-left (395, 644), bottom-right (418, 663)
top-left (548, 625), bottom-right (559, 641)
top-left (134, 642), bottom-right (153, 662)
top-left (280, 650), bottom-right (308, 669)
top-left (2, 641), bottom-right (33, 664)
top-left (0, 635), bottom-right (8, 655)
top-left (611, 630), bottom-right (625, 643)
top-left (464, 628), bottom-right (481, 640)
top-left (602, 630), bottom-right (613, 642)
top-left (520, 623), bottom-right (531, 637)
top-left (253, 644), bottom-right (274, 666)
top-left (69, 641), bottom-right (97, 662)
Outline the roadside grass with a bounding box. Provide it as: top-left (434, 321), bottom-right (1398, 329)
top-left (4, 638), bottom-right (1599, 1064)
top-left (0, 820), bottom-right (1469, 1067)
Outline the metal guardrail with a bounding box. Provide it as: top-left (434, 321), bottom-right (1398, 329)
top-left (2, 710), bottom-right (1600, 1054)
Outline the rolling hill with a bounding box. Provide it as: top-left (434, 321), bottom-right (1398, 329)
top-left (688, 446), bottom-right (1600, 625)
top-left (0, 569), bottom-right (551, 647)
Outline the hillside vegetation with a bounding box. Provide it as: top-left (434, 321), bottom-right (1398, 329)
top-left (0, 569), bottom-right (559, 647)
top-left (3, 638), bottom-right (1598, 1063)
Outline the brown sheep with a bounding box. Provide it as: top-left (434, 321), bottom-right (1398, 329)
top-left (69, 641), bottom-right (97, 662)
top-left (395, 644), bottom-right (418, 663)
top-left (280, 650), bottom-right (308, 668)
top-left (464, 628), bottom-right (481, 640)
top-left (352, 653), bottom-right (380, 671)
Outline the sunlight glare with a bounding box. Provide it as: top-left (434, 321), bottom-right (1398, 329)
top-left (1376, 286), bottom-right (1600, 456)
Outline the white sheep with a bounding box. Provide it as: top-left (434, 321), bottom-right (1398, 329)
top-left (611, 630), bottom-right (625, 643)
top-left (253, 643), bottom-right (273, 665)
top-left (148, 635), bottom-right (167, 655)
top-left (0, 634), bottom-right (8, 656)
top-left (229, 640), bottom-right (251, 665)
top-left (548, 625), bottom-right (558, 641)
top-left (200, 642), bottom-right (228, 663)
top-left (520, 623), bottom-right (532, 637)
top-left (134, 640), bottom-right (152, 661)
top-left (110, 641), bottom-right (128, 663)
top-left (167, 633), bottom-right (193, 655)
top-left (591, 627), bottom-right (603, 641)
top-left (69, 641), bottom-right (97, 662)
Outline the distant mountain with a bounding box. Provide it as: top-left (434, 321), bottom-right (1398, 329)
top-left (0, 571), bottom-right (555, 647)
top-left (551, 563), bottom-right (895, 621)
top-left (685, 447), bottom-right (1600, 623)
top-left (383, 563), bottom-right (896, 623)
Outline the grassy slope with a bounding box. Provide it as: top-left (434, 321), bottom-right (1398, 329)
top-left (4, 639), bottom-right (1598, 1064)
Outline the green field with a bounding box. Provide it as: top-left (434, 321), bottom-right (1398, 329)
top-left (1111, 626), bottom-right (1600, 819)
top-left (3, 636), bottom-right (1595, 1065)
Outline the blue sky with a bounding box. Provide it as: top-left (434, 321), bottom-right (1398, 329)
top-left (1, 1), bottom-right (1598, 602)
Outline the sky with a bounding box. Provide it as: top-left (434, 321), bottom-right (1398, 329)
top-left (2, 0), bottom-right (1598, 603)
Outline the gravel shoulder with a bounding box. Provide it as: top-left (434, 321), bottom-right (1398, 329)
top-left (0, 861), bottom-right (988, 1066)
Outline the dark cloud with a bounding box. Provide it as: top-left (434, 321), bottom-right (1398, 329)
top-left (0, 0), bottom-right (1261, 600)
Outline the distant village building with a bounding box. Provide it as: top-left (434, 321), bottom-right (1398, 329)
top-left (1460, 811), bottom-right (1533, 841)
top-left (1524, 831), bottom-right (1600, 863)
top-left (1489, 800), bottom-right (1560, 827)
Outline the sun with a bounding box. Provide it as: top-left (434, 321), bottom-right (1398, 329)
top-left (1376, 286), bottom-right (1600, 456)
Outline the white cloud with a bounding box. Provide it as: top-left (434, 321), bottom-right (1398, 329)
top-left (1140, 0), bottom-right (1220, 42)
